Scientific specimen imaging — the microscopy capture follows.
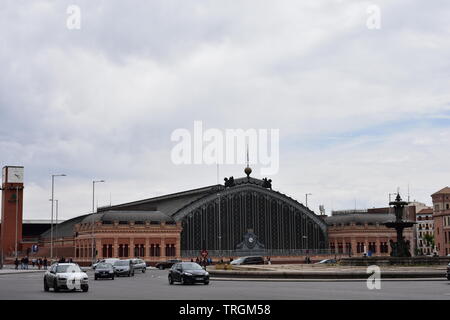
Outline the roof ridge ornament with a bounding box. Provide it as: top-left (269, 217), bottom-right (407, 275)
top-left (244, 143), bottom-right (252, 179)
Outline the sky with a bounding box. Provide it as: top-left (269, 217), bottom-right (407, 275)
top-left (1, 0), bottom-right (450, 220)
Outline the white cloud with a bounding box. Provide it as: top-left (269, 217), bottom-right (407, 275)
top-left (0, 0), bottom-right (449, 219)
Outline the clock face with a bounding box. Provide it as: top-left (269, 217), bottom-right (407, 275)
top-left (7, 167), bottom-right (24, 183)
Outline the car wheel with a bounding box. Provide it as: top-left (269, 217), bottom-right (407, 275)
top-left (111, 275), bottom-right (114, 280)
top-left (142, 269), bottom-right (146, 273)
top-left (181, 276), bottom-right (185, 285)
top-left (168, 275), bottom-right (174, 285)
top-left (53, 279), bottom-right (59, 292)
top-left (158, 265), bottom-right (164, 270)
top-left (44, 278), bottom-right (49, 292)
top-left (128, 272), bottom-right (131, 277)
top-left (204, 280), bottom-right (209, 285)
top-left (447, 275), bottom-right (450, 281)
top-left (81, 285), bottom-right (89, 292)
top-left (94, 275), bottom-right (98, 280)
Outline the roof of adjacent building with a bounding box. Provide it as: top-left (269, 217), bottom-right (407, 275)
top-left (432, 187), bottom-right (450, 195)
top-left (80, 210), bottom-right (174, 224)
top-left (40, 214), bottom-right (89, 239)
top-left (417, 208), bottom-right (433, 214)
top-left (325, 213), bottom-right (396, 225)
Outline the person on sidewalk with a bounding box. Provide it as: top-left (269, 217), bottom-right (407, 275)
top-left (43, 257), bottom-right (48, 269)
top-left (14, 258), bottom-right (19, 270)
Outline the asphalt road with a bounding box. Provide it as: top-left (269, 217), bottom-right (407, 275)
top-left (0, 268), bottom-right (449, 300)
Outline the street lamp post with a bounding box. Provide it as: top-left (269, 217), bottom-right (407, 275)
top-left (49, 199), bottom-right (59, 258)
top-left (50, 174), bottom-right (66, 260)
top-left (92, 180), bottom-right (105, 265)
top-left (305, 193), bottom-right (312, 208)
top-left (217, 193), bottom-right (221, 256)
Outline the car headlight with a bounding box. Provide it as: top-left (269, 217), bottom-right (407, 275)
top-left (205, 272), bottom-right (209, 276)
top-left (183, 272), bottom-right (192, 276)
top-left (109, 270), bottom-right (114, 273)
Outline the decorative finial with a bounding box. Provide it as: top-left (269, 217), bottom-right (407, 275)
top-left (244, 143), bottom-right (252, 179)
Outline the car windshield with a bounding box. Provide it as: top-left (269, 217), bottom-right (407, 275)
top-left (56, 265), bottom-right (81, 273)
top-left (114, 261), bottom-right (129, 266)
top-left (181, 263), bottom-right (203, 270)
top-left (233, 258), bottom-right (245, 263)
top-left (97, 263), bottom-right (112, 269)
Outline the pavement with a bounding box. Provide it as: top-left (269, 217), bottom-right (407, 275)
top-left (0, 268), bottom-right (449, 300)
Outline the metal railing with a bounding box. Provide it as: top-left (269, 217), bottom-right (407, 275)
top-left (181, 249), bottom-right (350, 258)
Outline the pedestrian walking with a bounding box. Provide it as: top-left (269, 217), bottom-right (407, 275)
top-left (20, 257), bottom-right (25, 269)
top-left (32, 259), bottom-right (35, 268)
top-left (43, 257), bottom-right (48, 269)
top-left (24, 256), bottom-right (29, 269)
top-left (14, 258), bottom-right (19, 270)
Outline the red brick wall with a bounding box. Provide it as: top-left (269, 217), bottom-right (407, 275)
top-left (1, 184), bottom-right (24, 256)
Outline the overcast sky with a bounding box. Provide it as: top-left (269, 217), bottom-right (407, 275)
top-left (1, 0), bottom-right (449, 220)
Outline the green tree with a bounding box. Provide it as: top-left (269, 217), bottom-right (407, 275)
top-left (422, 233), bottom-right (435, 248)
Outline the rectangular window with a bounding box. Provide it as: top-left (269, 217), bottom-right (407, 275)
top-left (345, 243), bottom-right (351, 254)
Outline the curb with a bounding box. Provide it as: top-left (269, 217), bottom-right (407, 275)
top-left (210, 277), bottom-right (447, 282)
top-left (209, 270), bottom-right (446, 279)
top-left (0, 270), bottom-right (47, 276)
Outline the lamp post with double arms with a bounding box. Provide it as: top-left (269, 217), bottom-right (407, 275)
top-left (50, 174), bottom-right (66, 260)
top-left (92, 180), bottom-right (105, 265)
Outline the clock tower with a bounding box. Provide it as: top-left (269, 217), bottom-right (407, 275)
top-left (1, 166), bottom-right (24, 257)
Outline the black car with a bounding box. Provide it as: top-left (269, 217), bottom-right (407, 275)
top-left (113, 260), bottom-right (135, 277)
top-left (447, 263), bottom-right (450, 280)
top-left (156, 259), bottom-right (181, 270)
top-left (168, 262), bottom-right (209, 285)
top-left (94, 263), bottom-right (115, 280)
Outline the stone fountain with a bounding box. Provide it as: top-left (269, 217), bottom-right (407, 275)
top-left (384, 193), bottom-right (415, 257)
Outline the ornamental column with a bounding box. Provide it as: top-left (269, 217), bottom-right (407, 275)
top-left (113, 237), bottom-right (118, 258)
top-left (145, 238), bottom-right (149, 259)
top-left (160, 237), bottom-right (166, 259)
top-left (130, 237), bottom-right (134, 258)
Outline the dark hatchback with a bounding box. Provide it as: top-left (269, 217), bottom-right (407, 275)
top-left (94, 263), bottom-right (115, 280)
top-left (168, 262), bottom-right (209, 285)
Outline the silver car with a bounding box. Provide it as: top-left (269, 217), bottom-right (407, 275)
top-left (44, 263), bottom-right (89, 292)
top-left (130, 258), bottom-right (147, 273)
